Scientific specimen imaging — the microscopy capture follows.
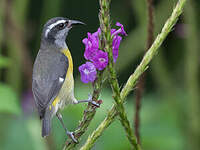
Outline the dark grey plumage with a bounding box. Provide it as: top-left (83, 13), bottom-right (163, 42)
top-left (32, 49), bottom-right (69, 119)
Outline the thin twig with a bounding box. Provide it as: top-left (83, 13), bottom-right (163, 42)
top-left (134, 0), bottom-right (154, 144)
top-left (80, 0), bottom-right (187, 149)
top-left (98, 0), bottom-right (140, 149)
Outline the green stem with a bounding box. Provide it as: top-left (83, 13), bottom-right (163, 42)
top-left (80, 0), bottom-right (187, 149)
top-left (121, 0), bottom-right (186, 100)
top-left (99, 0), bottom-right (139, 149)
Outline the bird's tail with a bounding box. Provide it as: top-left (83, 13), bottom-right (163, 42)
top-left (42, 116), bottom-right (51, 137)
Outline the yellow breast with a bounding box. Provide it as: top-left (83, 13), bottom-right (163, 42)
top-left (50, 48), bottom-right (74, 110)
top-left (62, 48), bottom-right (73, 75)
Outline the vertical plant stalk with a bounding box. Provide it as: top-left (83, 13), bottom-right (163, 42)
top-left (98, 0), bottom-right (140, 149)
top-left (134, 0), bottom-right (154, 144)
top-left (80, 0), bottom-right (186, 149)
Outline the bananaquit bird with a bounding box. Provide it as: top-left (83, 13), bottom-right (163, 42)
top-left (32, 17), bottom-right (99, 142)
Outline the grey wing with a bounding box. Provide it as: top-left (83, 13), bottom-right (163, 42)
top-left (32, 50), bottom-right (68, 118)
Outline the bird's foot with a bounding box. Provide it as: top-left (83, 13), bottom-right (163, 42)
top-left (87, 94), bottom-right (102, 108)
top-left (66, 131), bottom-right (78, 143)
top-left (75, 94), bottom-right (102, 108)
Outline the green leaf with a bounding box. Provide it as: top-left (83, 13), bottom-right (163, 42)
top-left (0, 83), bottom-right (21, 115)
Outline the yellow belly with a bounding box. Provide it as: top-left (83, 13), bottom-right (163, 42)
top-left (57, 73), bottom-right (74, 107)
top-left (51, 48), bottom-right (74, 110)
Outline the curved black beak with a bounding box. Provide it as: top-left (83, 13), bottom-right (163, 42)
top-left (67, 20), bottom-right (85, 28)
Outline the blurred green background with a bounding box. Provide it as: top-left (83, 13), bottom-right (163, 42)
top-left (0, 0), bottom-right (199, 150)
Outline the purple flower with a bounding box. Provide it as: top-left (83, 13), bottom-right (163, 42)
top-left (80, 22), bottom-right (127, 82)
top-left (113, 22), bottom-right (128, 36)
top-left (112, 35), bottom-right (122, 63)
top-left (110, 22), bottom-right (127, 62)
top-left (93, 28), bottom-right (101, 37)
top-left (79, 62), bottom-right (97, 83)
top-left (92, 50), bottom-right (108, 70)
top-left (82, 29), bottom-right (101, 61)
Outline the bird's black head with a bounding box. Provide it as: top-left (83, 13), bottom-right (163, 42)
top-left (41, 17), bottom-right (84, 48)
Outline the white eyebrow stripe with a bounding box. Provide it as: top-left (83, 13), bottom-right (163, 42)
top-left (45, 20), bottom-right (66, 37)
top-left (48, 20), bottom-right (66, 30)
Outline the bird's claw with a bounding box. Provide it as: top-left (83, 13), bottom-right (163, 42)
top-left (90, 100), bottom-right (100, 107)
top-left (66, 131), bottom-right (78, 143)
top-left (87, 94), bottom-right (101, 107)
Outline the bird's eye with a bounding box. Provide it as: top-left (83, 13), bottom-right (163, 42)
top-left (65, 20), bottom-right (69, 25)
top-left (57, 23), bottom-right (65, 29)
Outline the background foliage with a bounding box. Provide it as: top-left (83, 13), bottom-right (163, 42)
top-left (0, 0), bottom-right (199, 150)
